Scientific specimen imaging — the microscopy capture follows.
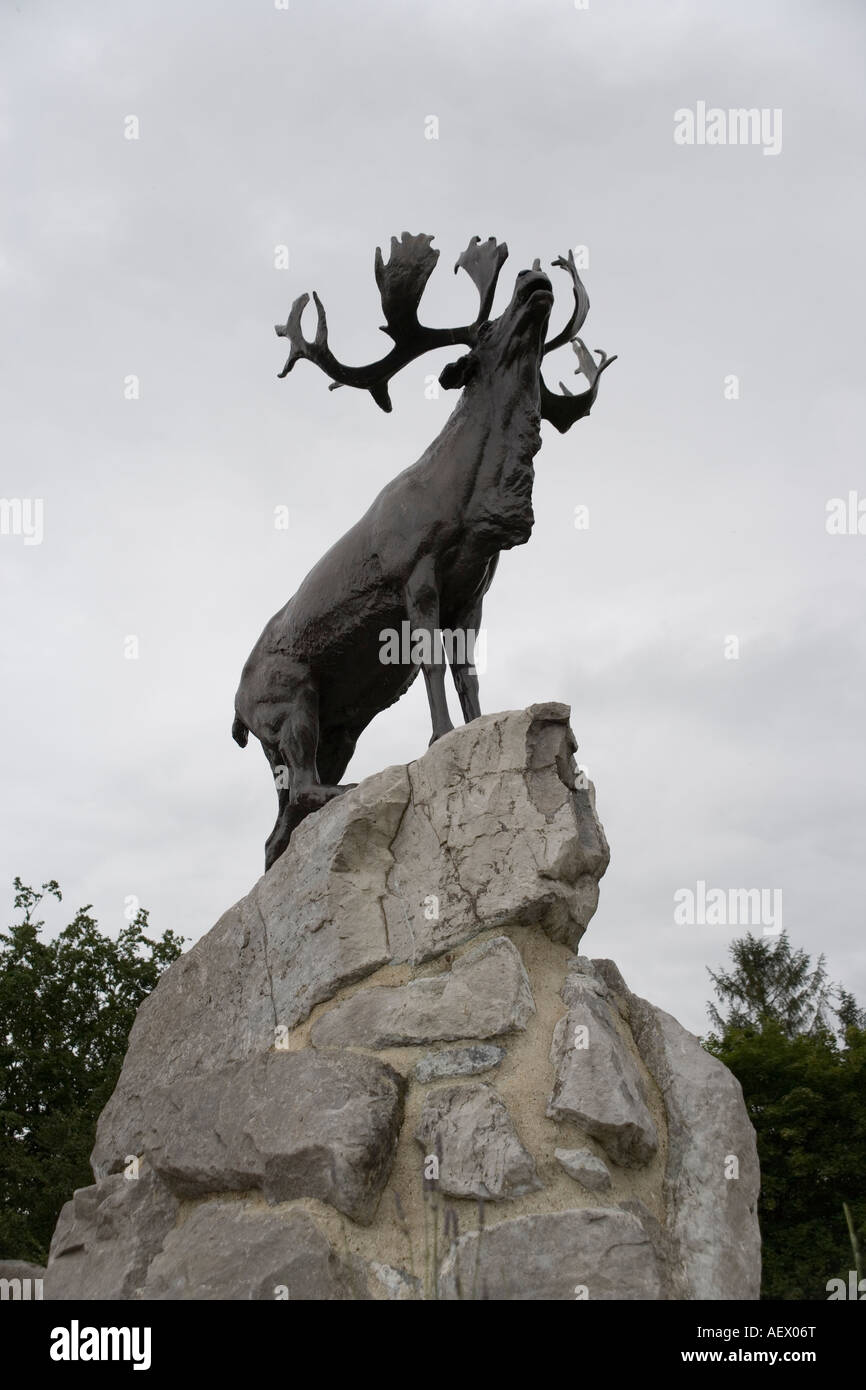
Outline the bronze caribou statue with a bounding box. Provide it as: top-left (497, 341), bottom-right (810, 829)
top-left (233, 233), bottom-right (616, 868)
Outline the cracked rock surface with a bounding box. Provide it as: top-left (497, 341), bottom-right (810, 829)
top-left (93, 704), bottom-right (604, 1176)
top-left (40, 705), bottom-right (758, 1301)
top-left (547, 959), bottom-right (659, 1168)
top-left (310, 935), bottom-right (534, 1048)
top-left (93, 1051), bottom-right (405, 1223)
top-left (141, 1205), bottom-right (370, 1301)
top-left (438, 1208), bottom-right (661, 1300)
top-left (415, 1083), bottom-right (542, 1200)
top-left (44, 1160), bottom-right (178, 1300)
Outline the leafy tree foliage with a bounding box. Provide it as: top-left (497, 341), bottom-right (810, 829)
top-left (705, 933), bottom-right (866, 1299)
top-left (0, 878), bottom-right (183, 1263)
top-left (707, 931), bottom-right (840, 1037)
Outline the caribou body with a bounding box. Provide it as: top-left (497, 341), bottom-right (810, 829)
top-left (233, 233), bottom-right (615, 868)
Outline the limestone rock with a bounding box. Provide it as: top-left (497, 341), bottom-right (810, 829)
top-left (94, 706), bottom-right (607, 1177)
top-left (414, 1043), bottom-right (505, 1083)
top-left (415, 1083), bottom-right (541, 1200)
top-left (310, 936), bottom-right (534, 1049)
top-left (555, 1147), bottom-right (612, 1192)
top-left (615, 1197), bottom-right (682, 1299)
top-left (141, 1204), bottom-right (368, 1301)
top-left (96, 1051), bottom-right (404, 1225)
top-left (44, 1161), bottom-right (178, 1300)
top-left (439, 1208), bottom-right (661, 1300)
top-left (593, 958), bottom-right (761, 1300)
top-left (96, 894), bottom-right (275, 1110)
top-left (384, 703), bottom-right (609, 962)
top-left (260, 763), bottom-right (410, 1031)
top-left (40, 706), bottom-right (760, 1302)
top-left (547, 961), bottom-right (658, 1168)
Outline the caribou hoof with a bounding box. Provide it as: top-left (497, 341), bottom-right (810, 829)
top-left (293, 783), bottom-right (357, 812)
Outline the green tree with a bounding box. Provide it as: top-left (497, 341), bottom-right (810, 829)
top-left (0, 878), bottom-right (183, 1264)
top-left (705, 933), bottom-right (866, 1300)
top-left (707, 931), bottom-right (836, 1037)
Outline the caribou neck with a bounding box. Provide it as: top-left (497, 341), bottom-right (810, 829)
top-left (432, 361), bottom-right (543, 548)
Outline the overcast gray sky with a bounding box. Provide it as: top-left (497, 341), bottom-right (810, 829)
top-left (2, 0), bottom-right (864, 1033)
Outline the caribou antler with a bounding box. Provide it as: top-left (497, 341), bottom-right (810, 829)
top-left (537, 248), bottom-right (616, 431)
top-left (454, 235), bottom-right (510, 324)
top-left (540, 336), bottom-right (618, 434)
top-left (276, 232), bottom-right (509, 412)
top-left (375, 232), bottom-right (440, 342)
top-left (543, 249), bottom-right (590, 356)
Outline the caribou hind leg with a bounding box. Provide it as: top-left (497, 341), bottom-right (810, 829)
top-left (262, 742), bottom-right (305, 870)
top-left (264, 795), bottom-right (306, 871)
top-left (316, 725), bottom-right (359, 788)
top-left (278, 688), bottom-right (354, 807)
top-left (254, 672), bottom-right (358, 867)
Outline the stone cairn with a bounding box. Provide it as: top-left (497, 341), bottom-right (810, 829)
top-left (37, 704), bottom-right (760, 1300)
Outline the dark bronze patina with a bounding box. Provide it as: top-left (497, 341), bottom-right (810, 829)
top-left (233, 233), bottom-right (616, 867)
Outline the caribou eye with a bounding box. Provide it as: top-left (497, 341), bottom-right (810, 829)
top-left (439, 352), bottom-right (477, 390)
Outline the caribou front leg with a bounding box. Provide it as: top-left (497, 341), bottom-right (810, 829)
top-left (446, 594), bottom-right (486, 725)
top-left (405, 558), bottom-right (454, 744)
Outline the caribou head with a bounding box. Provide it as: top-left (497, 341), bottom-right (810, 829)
top-left (275, 232), bottom-right (616, 429)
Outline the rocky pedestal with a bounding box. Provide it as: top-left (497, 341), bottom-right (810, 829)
top-left (42, 703), bottom-right (761, 1300)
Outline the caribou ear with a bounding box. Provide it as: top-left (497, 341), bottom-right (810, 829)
top-left (439, 351), bottom-right (477, 391)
